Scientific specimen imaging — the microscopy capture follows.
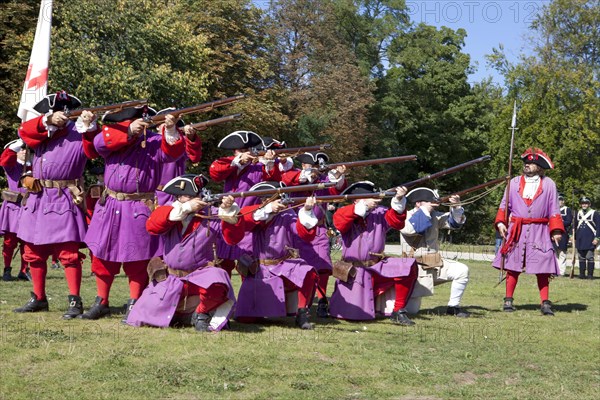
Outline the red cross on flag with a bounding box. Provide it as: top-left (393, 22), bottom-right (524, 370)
top-left (17, 0), bottom-right (53, 122)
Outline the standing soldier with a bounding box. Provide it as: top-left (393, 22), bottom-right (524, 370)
top-left (209, 131), bottom-right (280, 276)
top-left (127, 174), bottom-right (244, 331)
top-left (1, 139), bottom-right (29, 281)
top-left (281, 151), bottom-right (347, 317)
top-left (82, 106), bottom-right (187, 320)
top-left (13, 91), bottom-right (100, 318)
top-left (556, 194), bottom-right (573, 276)
top-left (400, 188), bottom-right (470, 318)
top-left (575, 197), bottom-right (600, 279)
top-left (493, 148), bottom-right (564, 316)
top-left (328, 182), bottom-right (418, 326)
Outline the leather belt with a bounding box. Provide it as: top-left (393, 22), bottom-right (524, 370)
top-left (106, 188), bottom-right (155, 201)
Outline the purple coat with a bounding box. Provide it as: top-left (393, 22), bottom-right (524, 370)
top-left (329, 206), bottom-right (416, 320)
top-left (0, 160), bottom-right (26, 235)
top-left (235, 209), bottom-right (316, 318)
top-left (17, 123), bottom-right (89, 245)
top-left (492, 176), bottom-right (563, 274)
top-left (85, 130), bottom-right (182, 262)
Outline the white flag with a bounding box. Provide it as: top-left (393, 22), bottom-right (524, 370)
top-left (17, 0), bottom-right (53, 122)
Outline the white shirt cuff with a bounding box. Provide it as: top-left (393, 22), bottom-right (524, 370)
top-left (298, 207), bottom-right (318, 229)
top-left (419, 205), bottom-right (431, 217)
top-left (42, 112), bottom-right (59, 137)
top-left (391, 196), bottom-right (407, 213)
top-left (354, 200), bottom-right (368, 218)
top-left (163, 125), bottom-right (181, 145)
top-left (450, 206), bottom-right (465, 223)
top-left (231, 154), bottom-right (248, 171)
top-left (75, 118), bottom-right (98, 134)
top-left (279, 158), bottom-right (294, 172)
top-left (218, 203), bottom-right (240, 224)
top-left (253, 202), bottom-right (274, 221)
top-left (168, 201), bottom-right (193, 221)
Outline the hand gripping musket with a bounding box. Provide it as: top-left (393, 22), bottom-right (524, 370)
top-left (496, 101), bottom-right (518, 287)
top-left (251, 144), bottom-right (333, 158)
top-left (144, 94), bottom-right (246, 126)
top-left (187, 113), bottom-right (243, 131)
top-left (64, 99), bottom-right (148, 119)
top-left (317, 155), bottom-right (417, 172)
top-left (200, 182), bottom-right (337, 204)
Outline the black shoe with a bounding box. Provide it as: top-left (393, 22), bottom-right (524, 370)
top-left (316, 298), bottom-right (329, 318)
top-left (447, 306), bottom-right (470, 318)
top-left (121, 298), bottom-right (136, 324)
top-left (191, 312), bottom-right (211, 332)
top-left (79, 296), bottom-right (110, 320)
top-left (503, 297), bottom-right (516, 312)
top-left (390, 310), bottom-right (415, 326)
top-left (540, 300), bottom-right (554, 316)
top-left (63, 295), bottom-right (83, 319)
top-left (17, 270), bottom-right (32, 281)
top-left (587, 275), bottom-right (594, 280)
top-left (295, 307), bottom-right (313, 330)
top-left (2, 268), bottom-right (12, 281)
top-left (13, 292), bottom-right (49, 312)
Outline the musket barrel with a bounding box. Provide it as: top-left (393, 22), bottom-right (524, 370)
top-left (208, 182), bottom-right (336, 201)
top-left (438, 176), bottom-right (508, 202)
top-left (188, 113), bottom-right (243, 130)
top-left (323, 155), bottom-right (417, 171)
top-left (399, 155), bottom-right (491, 189)
top-left (149, 94), bottom-right (245, 124)
top-left (252, 144), bottom-right (332, 157)
top-left (65, 99), bottom-right (149, 119)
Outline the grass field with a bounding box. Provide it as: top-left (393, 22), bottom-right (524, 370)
top-left (1, 259), bottom-right (599, 400)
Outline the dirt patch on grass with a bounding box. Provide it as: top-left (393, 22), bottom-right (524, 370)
top-left (453, 371), bottom-right (477, 385)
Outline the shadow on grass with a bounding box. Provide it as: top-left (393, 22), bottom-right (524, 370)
top-left (513, 302), bottom-right (588, 313)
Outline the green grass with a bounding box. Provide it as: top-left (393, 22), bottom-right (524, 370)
top-left (1, 259), bottom-right (599, 399)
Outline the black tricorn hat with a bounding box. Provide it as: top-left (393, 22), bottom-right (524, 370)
top-left (296, 152), bottom-right (329, 166)
top-left (162, 174), bottom-right (209, 197)
top-left (341, 181), bottom-right (378, 196)
top-left (4, 138), bottom-right (25, 150)
top-left (261, 137), bottom-right (286, 150)
top-left (101, 105), bottom-right (157, 123)
top-left (154, 107), bottom-right (185, 128)
top-left (520, 147), bottom-right (554, 169)
top-left (249, 181), bottom-right (286, 192)
top-left (217, 131), bottom-right (263, 150)
top-left (33, 91), bottom-right (82, 114)
top-left (579, 196), bottom-right (591, 204)
top-left (406, 187), bottom-right (440, 203)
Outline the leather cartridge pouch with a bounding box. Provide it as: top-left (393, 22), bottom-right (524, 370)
top-left (147, 257), bottom-right (168, 282)
top-left (20, 175), bottom-right (42, 193)
top-left (332, 260), bottom-right (357, 283)
top-left (415, 252), bottom-right (443, 269)
top-left (88, 184), bottom-right (104, 199)
top-left (236, 254), bottom-right (259, 277)
top-left (1, 189), bottom-right (23, 204)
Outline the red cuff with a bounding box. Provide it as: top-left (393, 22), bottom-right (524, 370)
top-left (222, 217), bottom-right (245, 245)
top-left (549, 214), bottom-right (565, 234)
top-left (185, 136), bottom-right (202, 163)
top-left (209, 156), bottom-right (237, 181)
top-left (102, 122), bottom-right (134, 151)
top-left (240, 204), bottom-right (263, 230)
top-left (263, 162), bottom-right (281, 181)
top-left (281, 170), bottom-right (301, 186)
top-left (495, 208), bottom-right (506, 229)
top-left (0, 149), bottom-right (17, 167)
top-left (146, 206), bottom-right (177, 235)
top-left (18, 116), bottom-right (49, 149)
top-left (384, 208), bottom-right (406, 230)
top-left (333, 204), bottom-right (359, 234)
top-left (296, 220), bottom-right (316, 242)
top-left (161, 133), bottom-right (185, 159)
top-left (82, 127), bottom-right (100, 159)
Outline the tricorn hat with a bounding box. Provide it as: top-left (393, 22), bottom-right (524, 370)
top-left (249, 181), bottom-right (286, 192)
top-left (4, 138), bottom-right (25, 151)
top-left (558, 193), bottom-right (565, 201)
top-left (261, 137), bottom-right (286, 150)
top-left (101, 105), bottom-right (157, 124)
top-left (341, 181), bottom-right (378, 196)
top-left (521, 147), bottom-right (554, 169)
top-left (406, 187), bottom-right (440, 203)
top-left (579, 196), bottom-right (591, 204)
top-left (296, 152), bottom-right (329, 166)
top-left (218, 131), bottom-right (263, 150)
top-left (154, 107), bottom-right (185, 128)
top-left (33, 91), bottom-right (82, 114)
top-left (162, 174), bottom-right (209, 197)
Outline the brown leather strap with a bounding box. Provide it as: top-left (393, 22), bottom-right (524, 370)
top-left (260, 257), bottom-right (290, 266)
top-left (39, 178), bottom-right (81, 189)
top-left (106, 188), bottom-right (155, 201)
top-left (347, 257), bottom-right (382, 268)
top-left (168, 263), bottom-right (215, 278)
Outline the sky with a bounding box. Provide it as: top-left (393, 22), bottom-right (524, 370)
top-left (252, 0), bottom-right (550, 85)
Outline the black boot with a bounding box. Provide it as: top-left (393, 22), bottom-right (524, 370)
top-left (79, 296), bottom-right (110, 320)
top-left (540, 300), bottom-right (554, 316)
top-left (191, 312), bottom-right (212, 332)
top-left (390, 310), bottom-right (415, 326)
top-left (2, 267), bottom-right (12, 281)
top-left (63, 295), bottom-right (83, 319)
top-left (17, 269), bottom-right (32, 281)
top-left (13, 292), bottom-right (49, 312)
top-left (295, 307), bottom-right (313, 330)
top-left (121, 299), bottom-right (136, 324)
top-left (579, 263), bottom-right (586, 279)
top-left (316, 298), bottom-right (329, 318)
top-left (503, 297), bottom-right (516, 312)
top-left (587, 263), bottom-right (595, 280)
top-left (446, 306), bottom-right (470, 318)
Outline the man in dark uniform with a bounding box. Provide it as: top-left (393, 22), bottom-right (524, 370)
top-left (575, 197), bottom-right (600, 279)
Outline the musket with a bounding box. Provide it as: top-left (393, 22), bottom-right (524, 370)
top-left (251, 144), bottom-right (332, 157)
top-left (64, 99), bottom-right (148, 119)
top-left (317, 155), bottom-right (418, 172)
top-left (438, 176), bottom-right (509, 203)
top-left (188, 113), bottom-right (243, 131)
top-left (201, 182), bottom-right (336, 204)
top-left (282, 191), bottom-right (393, 205)
top-left (144, 94), bottom-right (245, 125)
top-left (399, 155), bottom-right (491, 189)
top-left (496, 101), bottom-right (518, 286)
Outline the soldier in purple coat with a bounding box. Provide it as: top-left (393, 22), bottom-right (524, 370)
top-left (127, 174), bottom-right (244, 331)
top-left (493, 148), bottom-right (565, 316)
top-left (209, 131), bottom-right (280, 276)
top-left (281, 151), bottom-right (347, 318)
top-left (13, 92), bottom-right (100, 318)
top-left (236, 181), bottom-right (320, 329)
top-left (82, 106), bottom-right (186, 320)
top-left (1, 139), bottom-right (29, 281)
